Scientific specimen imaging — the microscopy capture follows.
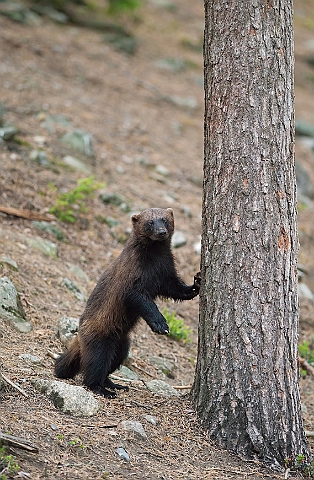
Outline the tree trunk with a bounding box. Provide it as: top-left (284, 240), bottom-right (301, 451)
top-left (192, 0), bottom-right (311, 469)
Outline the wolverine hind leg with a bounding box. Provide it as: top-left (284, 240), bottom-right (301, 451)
top-left (80, 334), bottom-right (130, 398)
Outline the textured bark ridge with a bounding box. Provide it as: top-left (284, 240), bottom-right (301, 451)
top-left (192, 0), bottom-right (311, 468)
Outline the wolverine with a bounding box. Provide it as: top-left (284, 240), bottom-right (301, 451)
top-left (55, 207), bottom-right (200, 397)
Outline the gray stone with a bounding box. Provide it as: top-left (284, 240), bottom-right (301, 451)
top-left (0, 276), bottom-right (32, 333)
top-left (104, 217), bottom-right (120, 228)
top-left (100, 192), bottom-right (125, 206)
top-left (116, 447), bottom-right (130, 462)
top-left (155, 164), bottom-right (169, 176)
top-left (19, 353), bottom-right (41, 364)
top-left (296, 162), bottom-right (314, 199)
top-left (149, 356), bottom-right (173, 374)
top-left (144, 414), bottom-right (157, 425)
top-left (31, 221), bottom-right (64, 241)
top-left (0, 126), bottom-right (18, 141)
top-left (121, 420), bottom-right (147, 439)
top-left (171, 231), bottom-right (187, 248)
top-left (26, 236), bottom-right (58, 258)
top-left (32, 379), bottom-right (101, 416)
top-left (29, 149), bottom-right (50, 166)
top-left (0, 256), bottom-right (18, 271)
top-left (62, 278), bottom-right (85, 302)
top-left (116, 365), bottom-right (139, 381)
top-left (146, 380), bottom-right (180, 397)
top-left (295, 119), bottom-right (314, 137)
top-left (103, 33), bottom-right (138, 56)
top-left (298, 282), bottom-right (314, 301)
top-left (0, 2), bottom-right (40, 25)
top-left (57, 316), bottom-right (79, 345)
top-left (62, 155), bottom-right (92, 173)
top-left (164, 95), bottom-right (198, 110)
top-left (193, 238), bottom-right (201, 255)
top-left (61, 130), bottom-right (94, 157)
top-left (69, 265), bottom-right (89, 283)
top-left (155, 58), bottom-right (188, 73)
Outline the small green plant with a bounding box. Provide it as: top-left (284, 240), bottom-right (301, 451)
top-left (299, 339), bottom-right (314, 365)
top-left (49, 176), bottom-right (104, 223)
top-left (107, 0), bottom-right (142, 14)
top-left (69, 438), bottom-right (86, 450)
top-left (0, 446), bottom-right (20, 479)
top-left (162, 308), bottom-right (193, 343)
top-left (285, 453), bottom-right (314, 477)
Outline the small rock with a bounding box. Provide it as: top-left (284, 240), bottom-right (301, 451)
top-left (155, 164), bottom-right (169, 176)
top-left (0, 276), bottom-right (32, 333)
top-left (19, 353), bottom-right (41, 364)
top-left (193, 237), bottom-right (201, 255)
top-left (62, 155), bottom-right (92, 173)
top-left (298, 282), bottom-right (314, 301)
top-left (31, 221), bottom-right (64, 241)
top-left (121, 420), bottom-right (147, 439)
top-left (32, 379), bottom-right (101, 416)
top-left (296, 162), bottom-right (314, 199)
top-left (149, 356), bottom-right (173, 374)
top-left (26, 237), bottom-right (58, 258)
top-left (116, 365), bottom-right (139, 381)
top-left (146, 380), bottom-right (180, 397)
top-left (29, 149), bottom-right (50, 166)
top-left (144, 414), bottom-right (157, 425)
top-left (62, 278), bottom-right (85, 302)
top-left (0, 126), bottom-right (18, 141)
top-left (295, 119), bottom-right (314, 137)
top-left (155, 57), bottom-right (188, 73)
top-left (61, 130), bottom-right (94, 157)
top-left (68, 265), bottom-right (89, 283)
top-left (171, 231), bottom-right (187, 248)
top-left (164, 95), bottom-right (198, 110)
top-left (301, 403), bottom-right (308, 414)
top-left (57, 316), bottom-right (79, 345)
top-left (103, 217), bottom-right (120, 228)
top-left (0, 256), bottom-right (18, 271)
top-left (116, 447), bottom-right (130, 462)
top-left (103, 33), bottom-right (138, 56)
top-left (100, 192), bottom-right (125, 206)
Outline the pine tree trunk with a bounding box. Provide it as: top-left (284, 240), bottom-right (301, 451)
top-left (192, 0), bottom-right (311, 469)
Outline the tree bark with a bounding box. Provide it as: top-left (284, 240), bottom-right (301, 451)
top-left (192, 0), bottom-right (311, 469)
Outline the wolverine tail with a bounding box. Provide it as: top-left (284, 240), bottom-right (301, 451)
top-left (54, 336), bottom-right (81, 379)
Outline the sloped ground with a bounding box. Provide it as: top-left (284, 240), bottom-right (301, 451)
top-left (0, 0), bottom-right (314, 478)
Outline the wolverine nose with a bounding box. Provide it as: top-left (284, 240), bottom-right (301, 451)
top-left (158, 228), bottom-right (167, 237)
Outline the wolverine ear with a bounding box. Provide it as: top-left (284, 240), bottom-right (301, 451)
top-left (166, 208), bottom-right (174, 217)
top-left (132, 214), bottom-right (140, 223)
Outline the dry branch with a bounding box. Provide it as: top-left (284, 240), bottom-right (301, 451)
top-left (2, 374), bottom-right (28, 398)
top-left (0, 431), bottom-right (38, 453)
top-left (299, 357), bottom-right (314, 376)
top-left (0, 205), bottom-right (54, 222)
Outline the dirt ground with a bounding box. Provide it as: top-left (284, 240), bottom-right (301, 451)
top-left (1, 0), bottom-right (314, 478)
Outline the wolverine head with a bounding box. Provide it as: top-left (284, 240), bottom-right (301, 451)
top-left (131, 208), bottom-right (174, 242)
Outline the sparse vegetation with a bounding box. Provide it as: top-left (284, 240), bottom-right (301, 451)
top-left (49, 176), bottom-right (104, 223)
top-left (162, 308), bottom-right (193, 342)
top-left (285, 453), bottom-right (314, 478)
top-left (0, 446), bottom-right (20, 479)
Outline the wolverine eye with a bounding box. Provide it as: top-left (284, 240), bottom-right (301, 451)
top-left (162, 218), bottom-right (169, 227)
top-left (146, 220), bottom-right (154, 229)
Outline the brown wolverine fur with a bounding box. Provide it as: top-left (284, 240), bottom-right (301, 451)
top-left (54, 207), bottom-right (200, 397)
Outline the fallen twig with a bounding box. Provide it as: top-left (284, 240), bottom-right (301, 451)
top-left (47, 350), bottom-right (60, 360)
top-left (172, 385), bottom-right (192, 390)
top-left (299, 357), bottom-right (314, 376)
top-left (0, 431), bottom-right (38, 453)
top-left (132, 362), bottom-right (154, 378)
top-left (0, 205), bottom-right (54, 222)
top-left (2, 373), bottom-right (28, 398)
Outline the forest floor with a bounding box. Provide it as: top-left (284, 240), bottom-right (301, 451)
top-left (1, 0), bottom-right (314, 478)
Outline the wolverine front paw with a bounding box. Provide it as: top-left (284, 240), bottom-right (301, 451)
top-left (151, 322), bottom-right (169, 335)
top-left (192, 271), bottom-right (201, 294)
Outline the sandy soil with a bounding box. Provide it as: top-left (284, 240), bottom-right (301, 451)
top-left (0, 0), bottom-right (314, 478)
